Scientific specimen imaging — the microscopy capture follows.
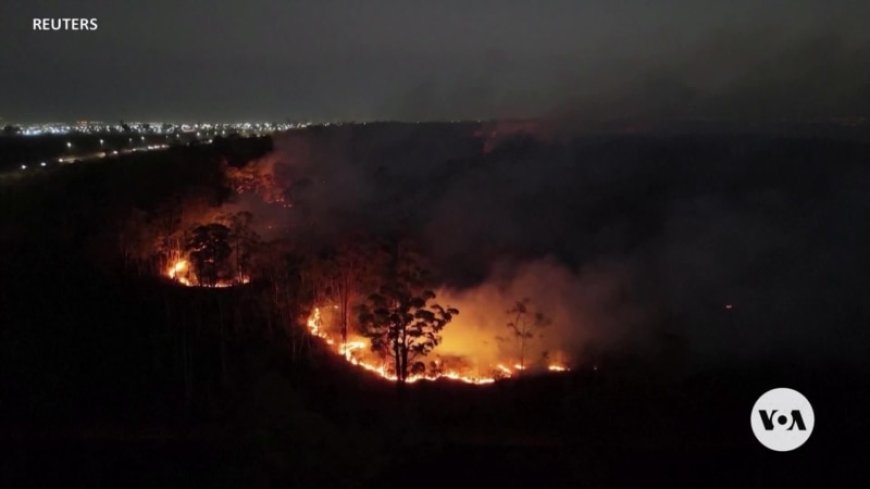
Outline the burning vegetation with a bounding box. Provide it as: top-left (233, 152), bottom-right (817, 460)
top-left (8, 121), bottom-right (867, 488)
top-left (160, 228), bottom-right (572, 384)
top-left (163, 219), bottom-right (254, 288)
top-left (117, 125), bottom-right (583, 387)
top-left (153, 209), bottom-right (571, 386)
top-left (304, 301), bottom-right (568, 385)
top-left (295, 245), bottom-right (572, 385)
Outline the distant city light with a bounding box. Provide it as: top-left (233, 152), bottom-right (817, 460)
top-left (10, 121), bottom-right (297, 139)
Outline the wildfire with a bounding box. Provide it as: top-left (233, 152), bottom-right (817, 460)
top-left (166, 259), bottom-right (192, 286)
top-left (304, 306), bottom-right (569, 385)
top-left (165, 258), bottom-right (250, 288)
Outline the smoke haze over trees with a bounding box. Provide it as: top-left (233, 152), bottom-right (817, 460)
top-left (218, 123), bottom-right (870, 371)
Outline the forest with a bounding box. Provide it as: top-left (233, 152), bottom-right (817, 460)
top-left (2, 123), bottom-right (868, 488)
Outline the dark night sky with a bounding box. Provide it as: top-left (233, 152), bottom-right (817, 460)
top-left (1, 0), bottom-right (869, 122)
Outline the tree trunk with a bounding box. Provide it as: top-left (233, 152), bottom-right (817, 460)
top-left (520, 332), bottom-right (526, 372)
top-left (217, 296), bottom-right (227, 388)
top-left (341, 273), bottom-right (349, 357)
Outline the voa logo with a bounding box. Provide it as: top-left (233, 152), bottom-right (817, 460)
top-left (751, 388), bottom-right (814, 452)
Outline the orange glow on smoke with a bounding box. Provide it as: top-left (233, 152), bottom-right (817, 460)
top-left (163, 254), bottom-right (571, 383)
top-left (304, 306), bottom-right (570, 385)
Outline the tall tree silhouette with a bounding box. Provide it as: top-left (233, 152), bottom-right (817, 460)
top-left (316, 238), bottom-right (383, 357)
top-left (357, 245), bottom-right (457, 384)
top-left (226, 211), bottom-right (259, 283)
top-left (185, 223), bottom-right (232, 286)
top-left (503, 298), bottom-right (551, 372)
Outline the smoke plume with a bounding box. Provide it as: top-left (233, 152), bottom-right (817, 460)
top-left (229, 121), bottom-right (870, 370)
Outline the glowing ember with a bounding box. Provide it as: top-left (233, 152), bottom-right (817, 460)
top-left (304, 306), bottom-right (568, 385)
top-left (165, 257), bottom-right (250, 288)
top-left (339, 341), bottom-right (366, 359)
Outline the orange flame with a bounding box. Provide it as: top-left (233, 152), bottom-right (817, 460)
top-left (304, 306), bottom-right (569, 385)
top-left (166, 259), bottom-right (192, 286)
top-left (165, 257), bottom-right (250, 288)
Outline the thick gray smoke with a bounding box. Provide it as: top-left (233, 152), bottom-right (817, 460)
top-left (237, 122), bottom-right (870, 370)
top-left (3, 1), bottom-right (869, 122)
top-left (381, 11), bottom-right (870, 124)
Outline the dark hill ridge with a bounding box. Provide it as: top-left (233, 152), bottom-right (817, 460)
top-left (1, 123), bottom-right (869, 488)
